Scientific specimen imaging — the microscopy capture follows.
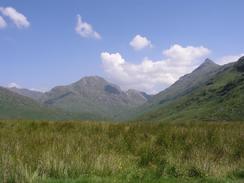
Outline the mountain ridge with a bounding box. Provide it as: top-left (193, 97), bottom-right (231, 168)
top-left (2, 57), bottom-right (244, 122)
top-left (39, 76), bottom-right (149, 121)
top-left (8, 87), bottom-right (44, 101)
top-left (136, 57), bottom-right (244, 122)
top-left (125, 58), bottom-right (222, 120)
top-left (0, 87), bottom-right (71, 120)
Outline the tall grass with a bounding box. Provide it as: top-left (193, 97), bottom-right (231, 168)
top-left (0, 121), bottom-right (243, 182)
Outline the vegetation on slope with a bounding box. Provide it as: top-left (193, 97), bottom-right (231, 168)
top-left (0, 121), bottom-right (243, 182)
top-left (0, 87), bottom-right (64, 120)
top-left (3, 58), bottom-right (244, 122)
top-left (8, 87), bottom-right (44, 101)
top-left (0, 87), bottom-right (97, 121)
top-left (137, 57), bottom-right (244, 122)
top-left (127, 59), bottom-right (221, 120)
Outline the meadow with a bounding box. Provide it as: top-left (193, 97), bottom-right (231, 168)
top-left (0, 120), bottom-right (243, 183)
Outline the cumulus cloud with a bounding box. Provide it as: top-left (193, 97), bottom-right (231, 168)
top-left (0, 7), bottom-right (30, 28)
top-left (217, 53), bottom-right (244, 65)
top-left (8, 82), bottom-right (21, 88)
top-left (163, 44), bottom-right (210, 65)
top-left (0, 16), bottom-right (7, 29)
top-left (75, 15), bottom-right (101, 39)
top-left (101, 44), bottom-right (210, 93)
top-left (130, 35), bottom-right (152, 50)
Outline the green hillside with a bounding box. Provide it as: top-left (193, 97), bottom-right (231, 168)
top-left (0, 87), bottom-right (75, 120)
top-left (127, 59), bottom-right (221, 121)
top-left (2, 57), bottom-right (244, 122)
top-left (138, 57), bottom-right (244, 122)
top-left (149, 59), bottom-right (220, 106)
top-left (8, 87), bottom-right (44, 101)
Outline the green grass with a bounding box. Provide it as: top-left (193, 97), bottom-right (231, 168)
top-left (38, 176), bottom-right (242, 183)
top-left (0, 121), bottom-right (243, 183)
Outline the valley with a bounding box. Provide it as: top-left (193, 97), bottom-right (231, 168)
top-left (2, 57), bottom-right (244, 122)
top-left (1, 1), bottom-right (244, 182)
top-left (1, 57), bottom-right (244, 183)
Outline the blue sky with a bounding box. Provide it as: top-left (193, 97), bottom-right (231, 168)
top-left (1, 0), bottom-right (244, 93)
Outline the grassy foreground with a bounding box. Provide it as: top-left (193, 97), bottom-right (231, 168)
top-left (0, 121), bottom-right (243, 183)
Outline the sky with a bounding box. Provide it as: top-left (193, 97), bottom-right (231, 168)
top-left (0, 0), bottom-right (244, 93)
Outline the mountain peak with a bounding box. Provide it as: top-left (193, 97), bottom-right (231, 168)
top-left (73, 76), bottom-right (109, 87)
top-left (195, 58), bottom-right (219, 72)
top-left (202, 58), bottom-right (216, 65)
top-left (79, 76), bottom-right (107, 82)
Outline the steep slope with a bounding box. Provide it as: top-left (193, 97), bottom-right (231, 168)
top-left (138, 57), bottom-right (244, 122)
top-left (148, 59), bottom-right (220, 106)
top-left (41, 76), bottom-right (149, 120)
top-left (8, 87), bottom-right (44, 101)
top-left (128, 59), bottom-right (221, 119)
top-left (0, 87), bottom-right (72, 120)
top-left (126, 89), bottom-right (152, 106)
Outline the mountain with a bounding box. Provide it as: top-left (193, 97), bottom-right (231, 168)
top-left (0, 87), bottom-right (72, 120)
top-left (128, 59), bottom-right (221, 119)
top-left (4, 57), bottom-right (243, 122)
top-left (126, 89), bottom-right (152, 105)
top-left (8, 87), bottom-right (44, 101)
top-left (148, 59), bottom-right (220, 105)
top-left (137, 57), bottom-right (244, 122)
top-left (39, 76), bottom-right (149, 121)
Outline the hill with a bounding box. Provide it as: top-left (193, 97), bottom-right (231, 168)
top-left (138, 57), bottom-right (244, 122)
top-left (40, 76), bottom-right (149, 120)
top-left (0, 87), bottom-right (74, 120)
top-left (0, 87), bottom-right (60, 119)
top-left (8, 87), bottom-right (44, 101)
top-left (128, 59), bottom-right (221, 120)
top-left (3, 58), bottom-right (244, 122)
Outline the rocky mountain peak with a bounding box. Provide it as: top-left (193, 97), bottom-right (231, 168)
top-left (201, 58), bottom-right (218, 67)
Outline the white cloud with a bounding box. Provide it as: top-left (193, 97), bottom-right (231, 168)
top-left (163, 44), bottom-right (210, 65)
top-left (217, 53), bottom-right (244, 65)
top-left (0, 7), bottom-right (30, 28)
top-left (101, 44), bottom-right (210, 93)
top-left (75, 15), bottom-right (101, 39)
top-left (130, 35), bottom-right (152, 50)
top-left (0, 16), bottom-right (7, 29)
top-left (8, 82), bottom-right (21, 88)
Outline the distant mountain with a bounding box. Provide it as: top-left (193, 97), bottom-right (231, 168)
top-left (137, 57), bottom-right (244, 122)
top-left (126, 89), bottom-right (152, 105)
top-left (0, 87), bottom-right (71, 120)
top-left (39, 76), bottom-right (149, 121)
top-left (4, 57), bottom-right (244, 122)
top-left (8, 87), bottom-right (44, 101)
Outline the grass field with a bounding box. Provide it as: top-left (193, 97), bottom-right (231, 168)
top-left (0, 121), bottom-right (243, 183)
